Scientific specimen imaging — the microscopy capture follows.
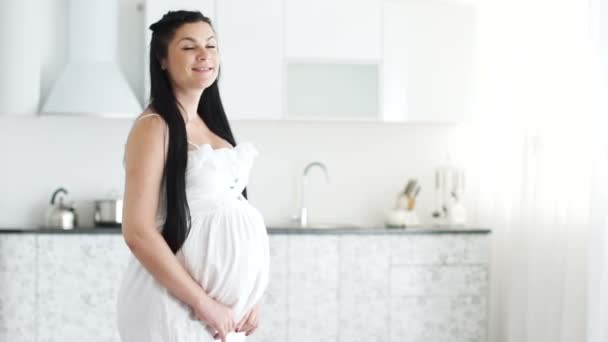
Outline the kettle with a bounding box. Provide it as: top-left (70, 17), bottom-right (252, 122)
top-left (45, 187), bottom-right (77, 229)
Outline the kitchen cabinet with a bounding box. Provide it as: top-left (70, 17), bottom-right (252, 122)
top-left (388, 234), bottom-right (489, 341)
top-left (282, 0), bottom-right (383, 121)
top-left (0, 229), bottom-right (489, 342)
top-left (35, 235), bottom-right (130, 342)
top-left (382, 0), bottom-right (476, 122)
top-left (254, 232), bottom-right (489, 342)
top-left (338, 235), bottom-right (391, 341)
top-left (144, 0), bottom-right (284, 120)
top-left (287, 235), bottom-right (339, 341)
top-left (0, 235), bottom-right (36, 342)
top-left (216, 0), bottom-right (283, 119)
top-left (284, 0), bottom-right (382, 61)
top-left (32, 0), bottom-right (477, 123)
top-left (145, 0), bottom-right (215, 24)
top-left (285, 62), bottom-right (379, 120)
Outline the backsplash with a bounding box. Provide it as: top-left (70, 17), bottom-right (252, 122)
top-left (0, 116), bottom-right (474, 228)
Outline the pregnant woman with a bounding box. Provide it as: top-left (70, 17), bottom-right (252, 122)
top-left (116, 10), bottom-right (269, 342)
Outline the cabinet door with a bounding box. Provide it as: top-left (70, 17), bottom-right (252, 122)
top-left (382, 0), bottom-right (476, 122)
top-left (285, 0), bottom-right (382, 61)
top-left (216, 0), bottom-right (283, 119)
top-left (285, 62), bottom-right (379, 119)
top-left (338, 236), bottom-right (390, 342)
top-left (389, 234), bottom-right (489, 342)
top-left (287, 235), bottom-right (339, 342)
top-left (0, 235), bottom-right (36, 342)
top-left (36, 235), bottom-right (130, 342)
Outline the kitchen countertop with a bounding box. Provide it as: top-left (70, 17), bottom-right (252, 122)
top-left (0, 226), bottom-right (491, 235)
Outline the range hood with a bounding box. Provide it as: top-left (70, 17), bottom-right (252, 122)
top-left (41, 0), bottom-right (142, 116)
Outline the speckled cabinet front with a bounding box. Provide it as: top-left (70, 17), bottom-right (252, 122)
top-left (0, 231), bottom-right (489, 342)
top-left (36, 234), bottom-right (130, 342)
top-left (287, 235), bottom-right (340, 342)
top-left (272, 233), bottom-right (488, 342)
top-left (389, 234), bottom-right (489, 342)
top-left (338, 235), bottom-right (391, 342)
top-left (0, 234), bottom-right (37, 342)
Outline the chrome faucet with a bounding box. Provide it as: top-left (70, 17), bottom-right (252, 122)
top-left (295, 161), bottom-right (330, 227)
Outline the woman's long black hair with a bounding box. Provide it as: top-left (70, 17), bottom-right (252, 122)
top-left (149, 10), bottom-right (245, 253)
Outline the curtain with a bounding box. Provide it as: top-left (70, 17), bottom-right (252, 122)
top-left (587, 0), bottom-right (608, 341)
top-left (458, 0), bottom-right (600, 340)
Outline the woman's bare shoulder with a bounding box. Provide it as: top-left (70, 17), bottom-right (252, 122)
top-left (126, 108), bottom-right (167, 163)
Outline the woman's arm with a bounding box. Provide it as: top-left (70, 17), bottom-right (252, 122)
top-left (122, 114), bottom-right (205, 306)
top-left (121, 115), bottom-right (235, 340)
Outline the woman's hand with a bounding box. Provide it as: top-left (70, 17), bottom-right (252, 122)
top-left (236, 303), bottom-right (261, 336)
top-left (193, 295), bottom-right (235, 342)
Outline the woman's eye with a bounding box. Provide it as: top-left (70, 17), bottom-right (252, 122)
top-left (207, 45), bottom-right (216, 49)
top-left (183, 47), bottom-right (195, 50)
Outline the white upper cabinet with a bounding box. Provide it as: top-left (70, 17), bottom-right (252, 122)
top-left (284, 0), bottom-right (382, 61)
top-left (140, 0), bottom-right (475, 123)
top-left (216, 0), bottom-right (284, 119)
top-left (145, 0), bottom-right (216, 40)
top-left (285, 62), bottom-right (379, 120)
top-left (382, 0), bottom-right (476, 122)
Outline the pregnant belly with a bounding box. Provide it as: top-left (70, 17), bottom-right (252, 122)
top-left (178, 202), bottom-right (270, 319)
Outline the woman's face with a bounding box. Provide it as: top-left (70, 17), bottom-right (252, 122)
top-left (163, 21), bottom-right (220, 91)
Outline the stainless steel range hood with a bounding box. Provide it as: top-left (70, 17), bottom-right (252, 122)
top-left (41, 0), bottom-right (141, 116)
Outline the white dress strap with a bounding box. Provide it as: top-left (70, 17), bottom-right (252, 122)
top-left (136, 113), bottom-right (162, 121)
top-left (187, 140), bottom-right (201, 151)
top-left (137, 114), bottom-right (201, 152)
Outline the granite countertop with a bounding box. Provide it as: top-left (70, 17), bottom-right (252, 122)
top-left (0, 226), bottom-right (491, 235)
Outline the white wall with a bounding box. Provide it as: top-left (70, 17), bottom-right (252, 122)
top-left (0, 0), bottom-right (474, 229)
top-left (0, 116), bottom-right (466, 229)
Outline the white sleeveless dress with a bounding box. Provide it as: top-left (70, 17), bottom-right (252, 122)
top-left (116, 115), bottom-right (270, 342)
